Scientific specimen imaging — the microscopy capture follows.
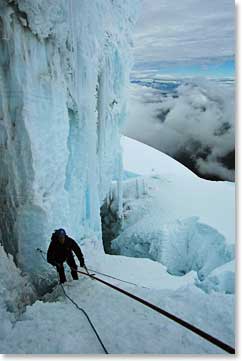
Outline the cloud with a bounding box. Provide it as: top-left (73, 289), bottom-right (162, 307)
top-left (133, 0), bottom-right (235, 66)
top-left (124, 79), bottom-right (235, 181)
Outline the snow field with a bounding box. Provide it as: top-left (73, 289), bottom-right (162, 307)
top-left (0, 269), bottom-right (234, 354)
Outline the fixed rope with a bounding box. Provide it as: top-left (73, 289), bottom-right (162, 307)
top-left (75, 269), bottom-right (235, 354)
top-left (36, 248), bottom-right (235, 354)
top-left (87, 267), bottom-right (149, 288)
top-left (37, 249), bottom-right (108, 354)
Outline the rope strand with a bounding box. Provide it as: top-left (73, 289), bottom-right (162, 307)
top-left (60, 284), bottom-right (108, 354)
top-left (87, 267), bottom-right (149, 288)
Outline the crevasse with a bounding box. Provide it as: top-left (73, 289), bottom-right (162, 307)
top-left (0, 0), bottom-right (139, 276)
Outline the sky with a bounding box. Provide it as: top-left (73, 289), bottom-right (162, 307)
top-left (132, 0), bottom-right (235, 79)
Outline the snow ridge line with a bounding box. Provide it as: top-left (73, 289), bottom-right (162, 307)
top-left (36, 248), bottom-right (235, 354)
top-left (36, 249), bottom-right (108, 354)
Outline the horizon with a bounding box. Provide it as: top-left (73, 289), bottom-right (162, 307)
top-left (131, 59), bottom-right (235, 80)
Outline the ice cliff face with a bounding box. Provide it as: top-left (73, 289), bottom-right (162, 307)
top-left (0, 0), bottom-right (139, 275)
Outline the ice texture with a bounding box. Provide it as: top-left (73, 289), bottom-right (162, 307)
top-left (112, 215), bottom-right (233, 280)
top-left (0, 0), bottom-right (138, 275)
top-left (196, 260), bottom-right (235, 294)
top-left (111, 137), bottom-right (235, 288)
top-left (0, 245), bottom-right (36, 342)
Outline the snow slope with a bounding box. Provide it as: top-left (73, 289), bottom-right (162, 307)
top-left (111, 137), bottom-right (235, 283)
top-left (0, 249), bottom-right (234, 354)
top-left (121, 136), bottom-right (235, 244)
top-left (0, 136), bottom-right (235, 354)
top-left (1, 274), bottom-right (233, 354)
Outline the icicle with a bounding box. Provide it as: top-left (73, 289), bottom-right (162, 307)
top-left (117, 154), bottom-right (123, 221)
top-left (136, 178), bottom-right (140, 199)
top-left (69, 0), bottom-right (77, 96)
top-left (106, 189), bottom-right (110, 207)
top-left (142, 178), bottom-right (146, 195)
top-left (110, 187), bottom-right (113, 202)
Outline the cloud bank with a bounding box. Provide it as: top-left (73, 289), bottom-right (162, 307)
top-left (124, 79), bottom-right (235, 181)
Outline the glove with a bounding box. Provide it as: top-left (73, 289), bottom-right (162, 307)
top-left (80, 259), bottom-right (85, 268)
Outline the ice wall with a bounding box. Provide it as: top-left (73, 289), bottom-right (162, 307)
top-left (0, 0), bottom-right (138, 276)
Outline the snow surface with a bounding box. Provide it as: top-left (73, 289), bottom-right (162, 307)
top-left (0, 137), bottom-right (235, 354)
top-left (121, 136), bottom-right (235, 244)
top-left (0, 243), bottom-right (235, 354)
top-left (0, 276), bottom-right (234, 354)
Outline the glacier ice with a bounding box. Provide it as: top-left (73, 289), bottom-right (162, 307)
top-left (0, 244), bottom-right (36, 341)
top-left (112, 215), bottom-right (234, 280)
top-left (196, 260), bottom-right (235, 294)
top-left (0, 0), bottom-right (139, 277)
top-left (109, 138), bottom-right (235, 289)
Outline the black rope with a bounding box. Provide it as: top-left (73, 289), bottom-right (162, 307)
top-left (36, 249), bottom-right (108, 354)
top-left (36, 248), bottom-right (235, 354)
top-left (59, 284), bottom-right (108, 354)
top-left (76, 268), bottom-right (235, 354)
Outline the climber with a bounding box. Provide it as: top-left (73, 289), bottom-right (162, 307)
top-left (47, 228), bottom-right (85, 284)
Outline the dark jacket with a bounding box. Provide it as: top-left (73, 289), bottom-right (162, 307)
top-left (47, 232), bottom-right (84, 267)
